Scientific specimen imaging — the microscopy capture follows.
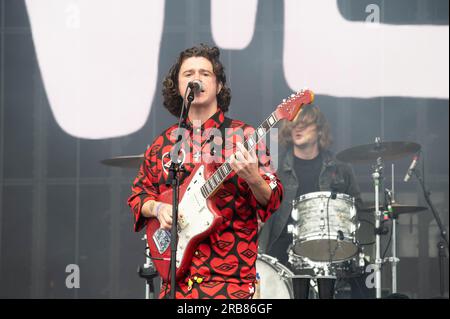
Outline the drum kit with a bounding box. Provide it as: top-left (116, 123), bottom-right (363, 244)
top-left (253, 138), bottom-right (425, 299)
top-left (102, 138), bottom-right (426, 299)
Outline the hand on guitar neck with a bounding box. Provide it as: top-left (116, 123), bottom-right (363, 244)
top-left (229, 142), bottom-right (259, 183)
top-left (230, 142), bottom-right (271, 207)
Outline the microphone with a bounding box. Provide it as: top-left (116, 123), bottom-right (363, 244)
top-left (404, 154), bottom-right (419, 182)
top-left (187, 80), bottom-right (204, 93)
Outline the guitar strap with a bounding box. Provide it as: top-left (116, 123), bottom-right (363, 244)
top-left (219, 116), bottom-right (232, 145)
top-left (215, 116), bottom-right (233, 158)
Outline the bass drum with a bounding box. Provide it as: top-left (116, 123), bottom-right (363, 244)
top-left (254, 254), bottom-right (318, 299)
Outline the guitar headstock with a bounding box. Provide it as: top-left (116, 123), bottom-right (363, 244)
top-left (275, 89), bottom-right (314, 122)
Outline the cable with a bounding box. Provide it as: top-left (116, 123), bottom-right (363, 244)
top-left (359, 241), bottom-right (376, 246)
top-left (380, 221), bottom-right (392, 270)
top-left (326, 193), bottom-right (339, 267)
top-left (327, 194), bottom-right (333, 266)
top-left (358, 218), bottom-right (375, 227)
top-left (357, 219), bottom-right (376, 246)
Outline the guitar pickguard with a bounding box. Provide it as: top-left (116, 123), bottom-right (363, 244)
top-left (152, 165), bottom-right (214, 268)
top-left (175, 165), bottom-right (214, 267)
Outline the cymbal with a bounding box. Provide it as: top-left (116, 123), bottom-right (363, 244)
top-left (100, 154), bottom-right (144, 168)
top-left (336, 141), bottom-right (421, 163)
top-left (359, 203), bottom-right (427, 215)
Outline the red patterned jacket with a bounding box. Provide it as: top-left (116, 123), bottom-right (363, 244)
top-left (128, 109), bottom-right (283, 299)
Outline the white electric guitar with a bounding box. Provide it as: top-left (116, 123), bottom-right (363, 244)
top-left (146, 90), bottom-right (315, 281)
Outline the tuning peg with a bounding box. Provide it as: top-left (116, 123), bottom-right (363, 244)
top-left (291, 94), bottom-right (295, 98)
top-left (282, 99), bottom-right (286, 103)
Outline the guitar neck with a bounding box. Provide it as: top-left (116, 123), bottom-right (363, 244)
top-left (200, 111), bottom-right (280, 199)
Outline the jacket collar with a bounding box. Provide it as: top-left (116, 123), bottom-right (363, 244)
top-left (184, 108), bottom-right (225, 132)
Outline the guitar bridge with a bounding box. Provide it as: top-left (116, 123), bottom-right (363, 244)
top-left (178, 214), bottom-right (189, 230)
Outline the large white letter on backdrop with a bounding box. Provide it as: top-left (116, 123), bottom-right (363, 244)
top-left (25, 0), bottom-right (165, 139)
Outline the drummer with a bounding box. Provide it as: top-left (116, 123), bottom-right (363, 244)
top-left (259, 104), bottom-right (367, 299)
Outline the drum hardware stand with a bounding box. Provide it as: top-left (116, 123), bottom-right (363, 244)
top-left (371, 139), bottom-right (385, 298)
top-left (383, 213), bottom-right (400, 294)
top-left (138, 234), bottom-right (159, 299)
top-left (382, 188), bottom-right (400, 294)
top-left (383, 165), bottom-right (399, 294)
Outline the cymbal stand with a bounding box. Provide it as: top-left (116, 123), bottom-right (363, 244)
top-left (383, 201), bottom-right (400, 294)
top-left (384, 164), bottom-right (400, 294)
top-left (388, 214), bottom-right (400, 293)
top-left (372, 155), bottom-right (384, 299)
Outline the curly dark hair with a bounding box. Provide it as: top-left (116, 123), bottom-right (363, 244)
top-left (162, 44), bottom-right (232, 117)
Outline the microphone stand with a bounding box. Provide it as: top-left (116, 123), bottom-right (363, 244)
top-left (412, 166), bottom-right (449, 298)
top-left (167, 88), bottom-right (195, 299)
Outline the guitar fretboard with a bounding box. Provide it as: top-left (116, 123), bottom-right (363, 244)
top-left (200, 112), bottom-right (279, 199)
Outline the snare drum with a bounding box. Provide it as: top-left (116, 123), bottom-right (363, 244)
top-left (289, 250), bottom-right (367, 279)
top-left (290, 191), bottom-right (359, 262)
